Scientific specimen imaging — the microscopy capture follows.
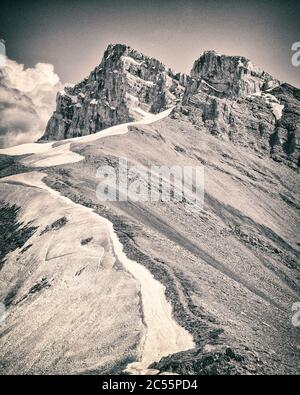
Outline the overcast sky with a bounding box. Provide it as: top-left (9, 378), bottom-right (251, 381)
top-left (1, 0), bottom-right (299, 87)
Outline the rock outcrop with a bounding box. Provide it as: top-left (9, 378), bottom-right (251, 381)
top-left (174, 51), bottom-right (299, 167)
top-left (41, 46), bottom-right (299, 168)
top-left (185, 50), bottom-right (278, 98)
top-left (41, 44), bottom-right (187, 140)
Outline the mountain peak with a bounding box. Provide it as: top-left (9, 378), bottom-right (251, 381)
top-left (102, 43), bottom-right (167, 71)
top-left (176, 50), bottom-right (299, 168)
top-left (41, 45), bottom-right (187, 140)
top-left (189, 50), bottom-right (278, 98)
top-left (40, 44), bottom-right (299, 168)
top-left (103, 43), bottom-right (130, 59)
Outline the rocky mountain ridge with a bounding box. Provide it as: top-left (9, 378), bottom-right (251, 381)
top-left (174, 50), bottom-right (299, 167)
top-left (41, 44), bottom-right (300, 168)
top-left (1, 45), bottom-right (299, 376)
top-left (42, 44), bottom-right (187, 140)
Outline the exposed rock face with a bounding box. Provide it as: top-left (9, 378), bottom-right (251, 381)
top-left (269, 83), bottom-right (300, 165)
top-left (41, 44), bottom-right (187, 140)
top-left (186, 50), bottom-right (277, 98)
top-left (41, 46), bottom-right (299, 167)
top-left (174, 51), bottom-right (299, 167)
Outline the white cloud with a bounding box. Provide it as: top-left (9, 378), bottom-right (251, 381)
top-left (0, 58), bottom-right (62, 148)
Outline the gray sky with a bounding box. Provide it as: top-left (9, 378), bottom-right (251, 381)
top-left (1, 0), bottom-right (299, 87)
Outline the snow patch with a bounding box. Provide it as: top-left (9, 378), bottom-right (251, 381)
top-left (202, 79), bottom-right (223, 93)
top-left (251, 91), bottom-right (284, 120)
top-left (122, 56), bottom-right (143, 66)
top-left (237, 59), bottom-right (245, 68)
top-left (270, 102), bottom-right (284, 120)
top-left (132, 107), bottom-right (151, 118)
top-left (0, 142), bottom-right (53, 156)
top-left (126, 72), bottom-right (154, 87)
top-left (0, 108), bottom-right (174, 166)
top-left (263, 93), bottom-right (284, 120)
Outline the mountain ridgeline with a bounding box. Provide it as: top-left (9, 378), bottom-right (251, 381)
top-left (41, 44), bottom-right (187, 141)
top-left (1, 44), bottom-right (300, 376)
top-left (41, 44), bottom-right (300, 167)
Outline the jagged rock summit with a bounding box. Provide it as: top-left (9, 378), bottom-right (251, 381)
top-left (41, 45), bottom-right (299, 168)
top-left (42, 44), bottom-right (187, 140)
top-left (186, 50), bottom-right (278, 98)
top-left (175, 50), bottom-right (299, 167)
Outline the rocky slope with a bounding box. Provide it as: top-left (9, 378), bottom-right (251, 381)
top-left (1, 110), bottom-right (298, 374)
top-left (0, 45), bottom-right (299, 375)
top-left (174, 51), bottom-right (299, 167)
top-left (41, 44), bottom-right (187, 140)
